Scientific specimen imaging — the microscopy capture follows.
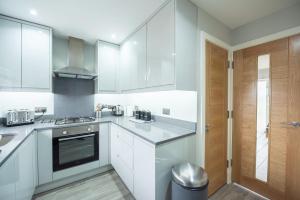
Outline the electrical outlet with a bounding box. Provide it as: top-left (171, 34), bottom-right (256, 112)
top-left (35, 107), bottom-right (47, 113)
top-left (162, 108), bottom-right (170, 115)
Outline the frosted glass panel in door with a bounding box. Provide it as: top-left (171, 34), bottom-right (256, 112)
top-left (22, 24), bottom-right (50, 89)
top-left (120, 26), bottom-right (147, 90)
top-left (147, 1), bottom-right (175, 87)
top-left (255, 54), bottom-right (270, 183)
top-left (0, 18), bottom-right (21, 88)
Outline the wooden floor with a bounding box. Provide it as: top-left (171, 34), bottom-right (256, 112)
top-left (209, 184), bottom-right (266, 200)
top-left (33, 171), bottom-right (135, 200)
top-left (34, 170), bottom-right (266, 200)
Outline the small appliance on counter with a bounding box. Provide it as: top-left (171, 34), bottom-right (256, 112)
top-left (4, 109), bottom-right (35, 126)
top-left (112, 105), bottom-right (124, 116)
top-left (135, 110), bottom-right (152, 121)
top-left (130, 109), bottom-right (153, 123)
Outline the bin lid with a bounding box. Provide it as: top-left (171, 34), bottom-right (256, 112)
top-left (172, 163), bottom-right (208, 188)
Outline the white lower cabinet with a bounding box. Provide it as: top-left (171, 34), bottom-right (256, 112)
top-left (0, 133), bottom-right (36, 200)
top-left (133, 137), bottom-right (155, 200)
top-left (110, 124), bottom-right (134, 193)
top-left (110, 124), bottom-right (155, 200)
top-left (15, 134), bottom-right (36, 200)
top-left (0, 153), bottom-right (17, 200)
top-left (99, 123), bottom-right (110, 167)
top-left (37, 129), bottom-right (53, 185)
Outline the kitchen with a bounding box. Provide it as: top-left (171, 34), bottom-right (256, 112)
top-left (1, 0), bottom-right (300, 200)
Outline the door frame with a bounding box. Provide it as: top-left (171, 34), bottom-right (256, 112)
top-left (198, 31), bottom-right (233, 183)
top-left (198, 26), bottom-right (300, 186)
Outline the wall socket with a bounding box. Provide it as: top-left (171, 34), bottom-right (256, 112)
top-left (162, 108), bottom-right (170, 115)
top-left (35, 107), bottom-right (47, 113)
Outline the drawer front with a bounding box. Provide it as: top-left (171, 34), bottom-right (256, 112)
top-left (117, 158), bottom-right (134, 193)
top-left (110, 130), bottom-right (120, 169)
top-left (118, 139), bottom-right (133, 170)
top-left (112, 124), bottom-right (133, 147)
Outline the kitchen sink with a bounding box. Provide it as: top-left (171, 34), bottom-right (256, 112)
top-left (0, 133), bottom-right (16, 147)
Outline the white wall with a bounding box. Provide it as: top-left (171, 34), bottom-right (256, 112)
top-left (231, 3), bottom-right (300, 45)
top-left (95, 91), bottom-right (197, 122)
top-left (197, 7), bottom-right (232, 45)
top-left (0, 92), bottom-right (54, 117)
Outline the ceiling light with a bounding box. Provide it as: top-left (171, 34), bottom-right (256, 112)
top-left (111, 34), bottom-right (116, 39)
top-left (133, 41), bottom-right (138, 45)
top-left (30, 9), bottom-right (37, 16)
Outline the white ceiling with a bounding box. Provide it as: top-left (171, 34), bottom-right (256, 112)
top-left (0, 0), bottom-right (167, 44)
top-left (191, 0), bottom-right (300, 29)
top-left (1, 0), bottom-right (300, 44)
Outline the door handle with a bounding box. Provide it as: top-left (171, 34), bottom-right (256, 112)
top-left (281, 121), bottom-right (300, 128)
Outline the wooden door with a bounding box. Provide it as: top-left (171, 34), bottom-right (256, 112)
top-left (286, 34), bottom-right (300, 200)
top-left (205, 41), bottom-right (228, 196)
top-left (233, 37), bottom-right (294, 199)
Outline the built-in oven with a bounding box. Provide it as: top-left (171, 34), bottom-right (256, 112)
top-left (52, 124), bottom-right (99, 172)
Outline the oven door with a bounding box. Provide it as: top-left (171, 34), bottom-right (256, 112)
top-left (53, 132), bottom-right (99, 171)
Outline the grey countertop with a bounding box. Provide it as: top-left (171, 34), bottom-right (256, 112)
top-left (0, 116), bottom-right (196, 167)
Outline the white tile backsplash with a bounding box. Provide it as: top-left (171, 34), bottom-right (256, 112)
top-left (0, 92), bottom-right (54, 117)
top-left (94, 91), bottom-right (197, 122)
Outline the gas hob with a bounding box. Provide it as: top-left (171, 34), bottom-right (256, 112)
top-left (54, 117), bottom-right (96, 125)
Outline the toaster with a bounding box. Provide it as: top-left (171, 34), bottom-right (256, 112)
top-left (4, 109), bottom-right (35, 126)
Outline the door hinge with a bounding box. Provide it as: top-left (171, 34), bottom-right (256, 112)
top-left (227, 60), bottom-right (234, 69)
top-left (227, 110), bottom-right (233, 119)
top-left (227, 159), bottom-right (233, 168)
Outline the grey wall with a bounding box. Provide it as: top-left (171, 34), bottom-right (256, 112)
top-left (231, 3), bottom-right (300, 45)
top-left (197, 7), bottom-right (232, 44)
top-left (53, 78), bottom-right (95, 118)
top-left (52, 36), bottom-right (96, 72)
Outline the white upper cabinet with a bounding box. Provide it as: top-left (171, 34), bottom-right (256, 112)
top-left (146, 0), bottom-right (175, 87)
top-left (0, 18), bottom-right (21, 88)
top-left (0, 17), bottom-right (51, 90)
top-left (120, 25), bottom-right (147, 91)
top-left (22, 24), bottom-right (51, 89)
top-left (119, 0), bottom-right (197, 91)
top-left (96, 41), bottom-right (119, 92)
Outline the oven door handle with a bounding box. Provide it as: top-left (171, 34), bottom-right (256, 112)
top-left (58, 133), bottom-right (95, 142)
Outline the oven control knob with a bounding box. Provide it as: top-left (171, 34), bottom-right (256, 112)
top-left (62, 130), bottom-right (68, 135)
top-left (88, 128), bottom-right (92, 132)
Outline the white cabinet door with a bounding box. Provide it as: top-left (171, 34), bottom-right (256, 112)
top-left (133, 137), bottom-right (156, 200)
top-left (100, 123), bottom-right (110, 167)
top-left (110, 124), bottom-right (134, 193)
top-left (37, 129), bottom-right (53, 185)
top-left (97, 41), bottom-right (119, 92)
top-left (15, 134), bottom-right (35, 200)
top-left (147, 1), bottom-right (175, 87)
top-left (0, 18), bottom-right (21, 88)
top-left (120, 26), bottom-right (147, 90)
top-left (0, 153), bottom-right (16, 200)
top-left (22, 24), bottom-right (50, 89)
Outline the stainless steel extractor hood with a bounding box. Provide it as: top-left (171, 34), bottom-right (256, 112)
top-left (53, 37), bottom-right (97, 80)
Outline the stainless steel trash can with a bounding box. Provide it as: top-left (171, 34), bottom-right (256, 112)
top-left (171, 163), bottom-right (208, 200)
